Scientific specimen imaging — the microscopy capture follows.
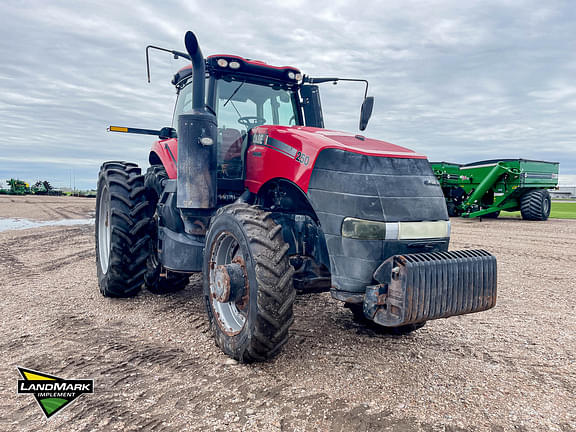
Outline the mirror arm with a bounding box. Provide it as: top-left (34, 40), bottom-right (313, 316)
top-left (304, 76), bottom-right (369, 99)
top-left (146, 45), bottom-right (192, 83)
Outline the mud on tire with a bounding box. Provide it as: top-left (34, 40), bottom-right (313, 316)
top-left (203, 203), bottom-right (296, 362)
top-left (520, 189), bottom-right (551, 221)
top-left (95, 161), bottom-right (152, 297)
top-left (143, 165), bottom-right (189, 294)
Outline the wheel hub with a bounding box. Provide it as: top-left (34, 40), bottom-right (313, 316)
top-left (212, 262), bottom-right (246, 303)
top-left (208, 233), bottom-right (250, 335)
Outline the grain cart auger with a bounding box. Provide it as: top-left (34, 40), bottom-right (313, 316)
top-left (96, 31), bottom-right (498, 362)
top-left (431, 159), bottom-right (559, 219)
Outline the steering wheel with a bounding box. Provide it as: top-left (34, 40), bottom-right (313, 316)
top-left (237, 116), bottom-right (266, 128)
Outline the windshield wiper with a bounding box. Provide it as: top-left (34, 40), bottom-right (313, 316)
top-left (223, 81), bottom-right (245, 107)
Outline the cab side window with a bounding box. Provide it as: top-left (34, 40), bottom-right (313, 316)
top-left (172, 82), bottom-right (194, 126)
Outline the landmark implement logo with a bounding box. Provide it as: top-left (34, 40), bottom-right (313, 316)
top-left (17, 367), bottom-right (94, 418)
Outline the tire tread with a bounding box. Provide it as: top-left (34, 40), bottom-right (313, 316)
top-left (96, 161), bottom-right (151, 297)
top-left (206, 203), bottom-right (295, 362)
top-left (520, 189), bottom-right (551, 221)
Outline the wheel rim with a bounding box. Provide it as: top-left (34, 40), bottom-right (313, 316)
top-left (209, 231), bottom-right (248, 335)
top-left (543, 196), bottom-right (550, 215)
top-left (98, 185), bottom-right (111, 274)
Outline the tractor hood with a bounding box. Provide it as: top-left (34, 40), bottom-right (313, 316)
top-left (245, 125), bottom-right (428, 195)
top-left (260, 125), bottom-right (426, 159)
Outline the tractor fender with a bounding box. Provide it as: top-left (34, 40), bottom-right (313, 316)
top-left (149, 138), bottom-right (178, 179)
top-left (257, 178), bottom-right (331, 273)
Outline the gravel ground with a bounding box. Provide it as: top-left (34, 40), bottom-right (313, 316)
top-left (0, 196), bottom-right (574, 431)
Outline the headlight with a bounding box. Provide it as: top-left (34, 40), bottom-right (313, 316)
top-left (342, 218), bottom-right (450, 240)
top-left (342, 218), bottom-right (387, 240)
top-left (397, 221), bottom-right (449, 239)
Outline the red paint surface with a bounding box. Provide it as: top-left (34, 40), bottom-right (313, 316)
top-left (151, 138), bottom-right (178, 178)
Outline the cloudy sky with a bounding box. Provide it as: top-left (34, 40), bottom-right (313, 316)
top-left (1, 0), bottom-right (575, 189)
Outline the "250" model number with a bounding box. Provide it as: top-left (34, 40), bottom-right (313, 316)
top-left (295, 151), bottom-right (310, 166)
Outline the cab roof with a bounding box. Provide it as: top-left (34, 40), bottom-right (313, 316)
top-left (172, 54), bottom-right (302, 87)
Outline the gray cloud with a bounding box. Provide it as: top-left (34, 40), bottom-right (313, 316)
top-left (0, 0), bottom-right (575, 188)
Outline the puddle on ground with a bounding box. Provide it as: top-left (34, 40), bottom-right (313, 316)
top-left (0, 218), bottom-right (95, 232)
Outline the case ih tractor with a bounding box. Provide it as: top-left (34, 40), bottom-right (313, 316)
top-left (96, 31), bottom-right (497, 362)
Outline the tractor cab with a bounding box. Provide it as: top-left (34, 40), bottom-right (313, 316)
top-left (171, 56), bottom-right (309, 180)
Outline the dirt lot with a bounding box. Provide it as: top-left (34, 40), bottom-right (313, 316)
top-left (0, 196), bottom-right (574, 431)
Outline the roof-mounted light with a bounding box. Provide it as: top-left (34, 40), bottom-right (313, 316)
top-left (217, 58), bottom-right (228, 67)
top-left (229, 61), bottom-right (241, 69)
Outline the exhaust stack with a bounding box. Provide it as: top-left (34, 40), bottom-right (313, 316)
top-left (176, 31), bottom-right (217, 211)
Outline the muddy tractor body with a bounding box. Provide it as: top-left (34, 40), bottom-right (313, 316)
top-left (431, 159), bottom-right (559, 219)
top-left (96, 31), bottom-right (497, 362)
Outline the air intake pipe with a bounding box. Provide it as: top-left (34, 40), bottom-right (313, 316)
top-left (176, 31), bottom-right (217, 210)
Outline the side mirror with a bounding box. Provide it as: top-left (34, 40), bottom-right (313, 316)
top-left (359, 96), bottom-right (374, 131)
top-left (159, 127), bottom-right (177, 139)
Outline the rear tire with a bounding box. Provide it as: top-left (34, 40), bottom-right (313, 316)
top-left (345, 303), bottom-right (426, 334)
top-left (95, 161), bottom-right (152, 297)
top-left (143, 165), bottom-right (189, 294)
top-left (520, 189), bottom-right (551, 221)
top-left (203, 203), bottom-right (296, 362)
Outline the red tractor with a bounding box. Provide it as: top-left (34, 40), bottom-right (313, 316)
top-left (96, 31), bottom-right (497, 362)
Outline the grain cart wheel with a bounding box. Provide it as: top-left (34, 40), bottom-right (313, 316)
top-left (520, 189), bottom-right (551, 221)
top-left (203, 203), bottom-right (296, 362)
top-left (446, 202), bottom-right (459, 217)
top-left (143, 165), bottom-right (189, 294)
top-left (345, 303), bottom-right (426, 334)
top-left (95, 161), bottom-right (152, 297)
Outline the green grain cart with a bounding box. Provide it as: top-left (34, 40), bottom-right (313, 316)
top-left (430, 159), bottom-right (559, 220)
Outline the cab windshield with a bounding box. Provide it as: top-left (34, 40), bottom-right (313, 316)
top-left (215, 79), bottom-right (299, 178)
top-left (216, 80), bottom-right (298, 129)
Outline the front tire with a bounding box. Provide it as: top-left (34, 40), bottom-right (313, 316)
top-left (520, 189), bottom-right (551, 221)
top-left (203, 203), bottom-right (295, 362)
top-left (95, 162), bottom-right (152, 297)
